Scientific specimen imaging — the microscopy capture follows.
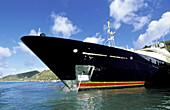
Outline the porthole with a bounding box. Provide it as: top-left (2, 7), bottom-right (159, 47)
top-left (130, 56), bottom-right (133, 60)
top-left (73, 49), bottom-right (78, 53)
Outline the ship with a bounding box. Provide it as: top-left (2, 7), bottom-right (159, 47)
top-left (21, 21), bottom-right (170, 91)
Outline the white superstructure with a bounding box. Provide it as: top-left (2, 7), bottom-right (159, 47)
top-left (135, 47), bottom-right (170, 64)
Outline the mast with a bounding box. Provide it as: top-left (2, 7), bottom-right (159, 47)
top-left (106, 20), bottom-right (115, 47)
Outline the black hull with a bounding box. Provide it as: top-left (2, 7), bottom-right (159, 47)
top-left (21, 36), bottom-right (170, 88)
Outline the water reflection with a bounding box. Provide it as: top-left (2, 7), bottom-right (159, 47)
top-left (37, 84), bottom-right (170, 110)
top-left (76, 87), bottom-right (170, 110)
top-left (1, 82), bottom-right (170, 110)
top-left (77, 90), bottom-right (104, 110)
top-left (77, 87), bottom-right (147, 110)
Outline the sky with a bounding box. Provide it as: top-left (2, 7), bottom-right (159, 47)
top-left (0, 0), bottom-right (170, 77)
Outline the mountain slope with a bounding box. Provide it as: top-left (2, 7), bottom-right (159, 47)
top-left (29, 70), bottom-right (59, 82)
top-left (0, 71), bottom-right (39, 82)
top-left (0, 70), bottom-right (60, 82)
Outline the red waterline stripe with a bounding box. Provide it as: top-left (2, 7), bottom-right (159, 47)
top-left (77, 82), bottom-right (145, 87)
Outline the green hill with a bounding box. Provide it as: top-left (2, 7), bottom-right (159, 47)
top-left (165, 40), bottom-right (170, 52)
top-left (29, 70), bottom-right (59, 82)
top-left (0, 70), bottom-right (60, 82)
top-left (0, 70), bottom-right (39, 82)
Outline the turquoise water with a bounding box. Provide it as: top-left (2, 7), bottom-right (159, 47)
top-left (0, 82), bottom-right (170, 110)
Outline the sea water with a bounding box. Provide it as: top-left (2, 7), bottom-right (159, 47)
top-left (0, 82), bottom-right (170, 110)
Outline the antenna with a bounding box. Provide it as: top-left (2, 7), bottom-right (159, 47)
top-left (106, 20), bottom-right (115, 47)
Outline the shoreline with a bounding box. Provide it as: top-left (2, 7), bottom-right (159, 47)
top-left (0, 80), bottom-right (61, 82)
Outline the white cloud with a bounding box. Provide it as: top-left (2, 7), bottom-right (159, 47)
top-left (0, 47), bottom-right (11, 61)
top-left (83, 33), bottom-right (105, 44)
top-left (12, 42), bottom-right (36, 67)
top-left (134, 12), bottom-right (170, 49)
top-left (0, 46), bottom-right (12, 77)
top-left (51, 13), bottom-right (80, 38)
top-left (0, 68), bottom-right (16, 77)
top-left (0, 46), bottom-right (11, 67)
top-left (12, 42), bottom-right (35, 56)
top-left (29, 28), bottom-right (41, 36)
top-left (0, 62), bottom-right (8, 67)
top-left (109, 0), bottom-right (150, 31)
